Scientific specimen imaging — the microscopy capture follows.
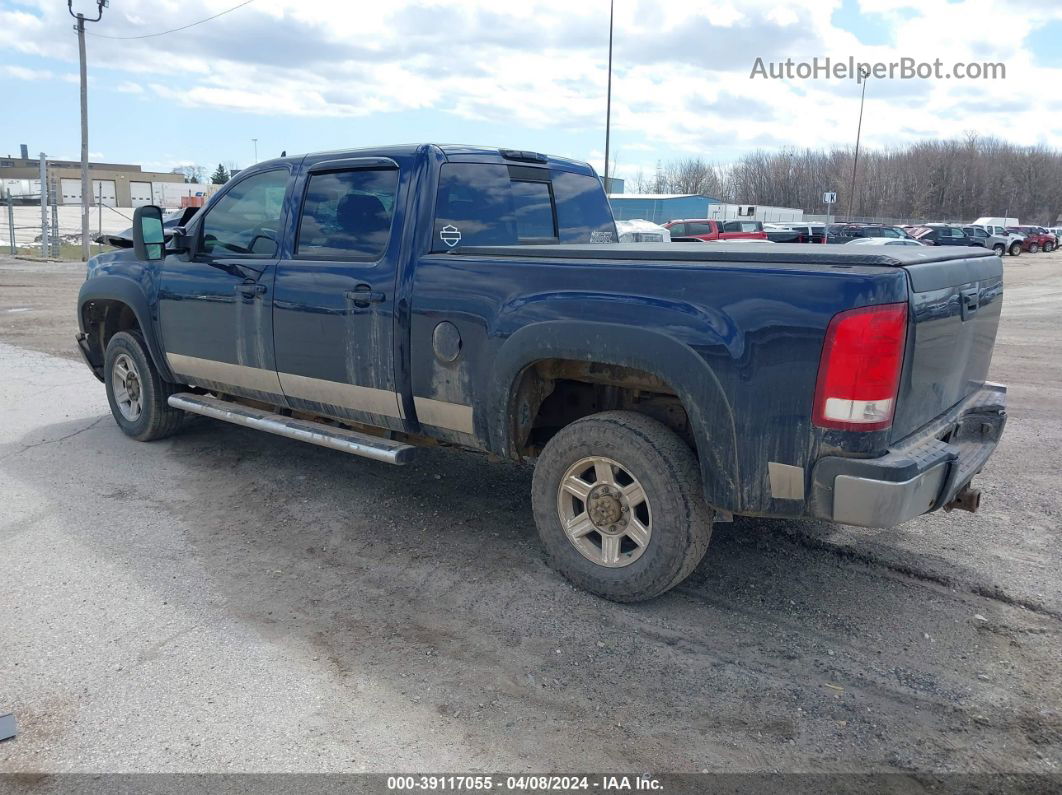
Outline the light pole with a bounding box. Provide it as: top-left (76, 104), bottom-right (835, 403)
top-left (68, 0), bottom-right (107, 262)
top-left (602, 0), bottom-right (614, 193)
top-left (845, 66), bottom-right (870, 223)
top-left (252, 138), bottom-right (258, 163)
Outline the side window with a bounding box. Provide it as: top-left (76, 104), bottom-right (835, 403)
top-left (296, 168), bottom-right (399, 259)
top-left (199, 169), bottom-right (288, 257)
top-left (880, 227), bottom-right (901, 238)
top-left (721, 221), bottom-right (740, 233)
top-left (668, 223), bottom-right (687, 236)
top-left (688, 222), bottom-right (713, 235)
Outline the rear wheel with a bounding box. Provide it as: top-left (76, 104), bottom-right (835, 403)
top-left (1029, 243), bottom-right (1040, 254)
top-left (531, 411), bottom-right (712, 602)
top-left (104, 331), bottom-right (185, 441)
top-left (1009, 242), bottom-right (1022, 257)
top-left (992, 243), bottom-right (1005, 256)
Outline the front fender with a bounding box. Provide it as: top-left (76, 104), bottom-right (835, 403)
top-left (488, 320), bottom-right (741, 511)
top-left (78, 273), bottom-right (176, 382)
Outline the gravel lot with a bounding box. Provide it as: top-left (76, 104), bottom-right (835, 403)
top-left (0, 250), bottom-right (1059, 775)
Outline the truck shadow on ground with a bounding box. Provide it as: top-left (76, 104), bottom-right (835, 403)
top-left (6, 414), bottom-right (1057, 772)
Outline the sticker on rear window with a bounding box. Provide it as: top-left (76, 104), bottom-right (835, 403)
top-left (590, 230), bottom-right (614, 243)
top-left (440, 225), bottom-right (462, 247)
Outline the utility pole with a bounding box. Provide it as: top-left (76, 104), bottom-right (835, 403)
top-left (845, 66), bottom-right (870, 223)
top-left (69, 0), bottom-right (108, 262)
top-left (252, 138), bottom-right (258, 163)
top-left (39, 153), bottom-right (49, 258)
top-left (602, 0), bottom-right (614, 194)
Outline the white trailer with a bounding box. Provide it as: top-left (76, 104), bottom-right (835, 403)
top-left (153, 181), bottom-right (216, 208)
top-left (707, 204), bottom-right (804, 223)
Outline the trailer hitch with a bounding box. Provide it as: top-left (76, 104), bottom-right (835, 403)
top-left (944, 485), bottom-right (982, 514)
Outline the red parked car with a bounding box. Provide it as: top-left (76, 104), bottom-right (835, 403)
top-left (1007, 226), bottom-right (1057, 253)
top-left (663, 219), bottom-right (768, 241)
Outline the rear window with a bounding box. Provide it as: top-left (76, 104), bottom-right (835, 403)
top-left (432, 163), bottom-right (616, 251)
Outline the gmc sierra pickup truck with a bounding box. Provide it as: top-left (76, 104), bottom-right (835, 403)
top-left (76, 144), bottom-right (1007, 602)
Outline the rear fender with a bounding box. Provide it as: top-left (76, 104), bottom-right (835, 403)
top-left (489, 321), bottom-right (741, 511)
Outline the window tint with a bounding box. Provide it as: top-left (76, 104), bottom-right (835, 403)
top-left (667, 223), bottom-right (686, 236)
top-left (200, 169), bottom-right (288, 257)
top-left (296, 168), bottom-right (398, 259)
top-left (511, 180), bottom-right (555, 239)
top-left (686, 222), bottom-right (713, 235)
top-left (551, 170), bottom-right (615, 243)
top-left (432, 163), bottom-right (616, 251)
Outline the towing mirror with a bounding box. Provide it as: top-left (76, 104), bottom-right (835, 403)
top-left (133, 205), bottom-right (165, 261)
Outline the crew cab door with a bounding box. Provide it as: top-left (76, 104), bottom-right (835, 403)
top-left (271, 156), bottom-right (406, 431)
top-left (158, 167), bottom-right (291, 402)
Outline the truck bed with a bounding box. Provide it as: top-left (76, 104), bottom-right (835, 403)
top-left (456, 241), bottom-right (999, 269)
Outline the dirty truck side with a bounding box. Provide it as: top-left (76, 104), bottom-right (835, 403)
top-left (75, 144), bottom-right (1007, 602)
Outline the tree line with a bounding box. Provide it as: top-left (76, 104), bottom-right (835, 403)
top-left (628, 135), bottom-right (1062, 225)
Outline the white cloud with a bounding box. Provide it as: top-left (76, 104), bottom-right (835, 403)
top-left (2, 0), bottom-right (1062, 176)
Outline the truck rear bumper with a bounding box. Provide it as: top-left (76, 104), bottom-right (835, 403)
top-left (809, 383), bottom-right (1007, 528)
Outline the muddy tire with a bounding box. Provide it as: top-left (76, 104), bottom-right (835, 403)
top-left (531, 411), bottom-right (712, 602)
top-left (1009, 242), bottom-right (1022, 257)
top-left (104, 330), bottom-right (185, 442)
top-left (992, 243), bottom-right (1005, 256)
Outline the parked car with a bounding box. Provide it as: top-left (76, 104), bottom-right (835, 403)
top-left (663, 219), bottom-right (767, 242)
top-left (909, 224), bottom-right (979, 247)
top-left (1007, 226), bottom-right (1055, 253)
top-left (764, 223), bottom-right (825, 243)
top-left (962, 226), bottom-right (1012, 256)
top-left (845, 238), bottom-right (924, 247)
top-left (968, 224), bottom-right (1024, 256)
top-left (76, 143), bottom-right (1007, 602)
top-left (826, 224), bottom-right (916, 244)
top-left (616, 219), bottom-right (670, 243)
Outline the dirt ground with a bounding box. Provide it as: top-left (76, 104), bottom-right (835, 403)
top-left (0, 250), bottom-right (1059, 776)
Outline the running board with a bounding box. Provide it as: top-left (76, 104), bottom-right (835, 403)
top-left (167, 393), bottom-right (416, 465)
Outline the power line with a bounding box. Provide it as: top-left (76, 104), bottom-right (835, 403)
top-left (85, 0), bottom-right (254, 40)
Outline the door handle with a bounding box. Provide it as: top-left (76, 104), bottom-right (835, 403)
top-left (345, 285), bottom-right (385, 307)
top-left (960, 287), bottom-right (979, 320)
top-left (235, 283), bottom-right (266, 297)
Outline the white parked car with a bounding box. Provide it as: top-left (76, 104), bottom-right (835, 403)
top-left (846, 238), bottom-right (925, 247)
top-left (615, 219), bottom-right (671, 243)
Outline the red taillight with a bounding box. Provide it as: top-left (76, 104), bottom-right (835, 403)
top-left (812, 302), bottom-right (908, 431)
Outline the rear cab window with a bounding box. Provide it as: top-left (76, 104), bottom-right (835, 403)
top-left (432, 163), bottom-right (616, 252)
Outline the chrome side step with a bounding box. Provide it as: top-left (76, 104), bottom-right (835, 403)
top-left (167, 392), bottom-right (416, 465)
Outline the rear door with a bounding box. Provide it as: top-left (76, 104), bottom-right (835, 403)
top-left (891, 252), bottom-right (1003, 440)
top-left (271, 156), bottom-right (407, 431)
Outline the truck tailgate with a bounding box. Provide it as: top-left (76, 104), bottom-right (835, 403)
top-left (891, 252), bottom-right (1003, 441)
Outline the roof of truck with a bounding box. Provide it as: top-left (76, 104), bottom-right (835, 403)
top-left (261, 144), bottom-right (596, 176)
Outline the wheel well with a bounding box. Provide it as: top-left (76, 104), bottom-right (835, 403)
top-left (509, 359), bottom-right (694, 456)
top-left (81, 299), bottom-right (141, 364)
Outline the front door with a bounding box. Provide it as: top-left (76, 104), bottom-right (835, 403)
top-left (272, 157), bottom-right (405, 431)
top-left (158, 167), bottom-right (291, 403)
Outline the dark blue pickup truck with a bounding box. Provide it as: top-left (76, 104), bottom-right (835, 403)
top-left (76, 144), bottom-right (1007, 601)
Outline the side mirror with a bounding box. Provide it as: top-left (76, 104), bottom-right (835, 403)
top-left (133, 205), bottom-right (165, 261)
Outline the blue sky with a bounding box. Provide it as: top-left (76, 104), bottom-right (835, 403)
top-left (3, 0), bottom-right (1062, 185)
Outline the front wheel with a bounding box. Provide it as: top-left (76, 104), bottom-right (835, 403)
top-left (1045, 242), bottom-right (1055, 253)
top-left (1009, 242), bottom-right (1022, 257)
top-left (531, 411), bottom-right (712, 602)
top-left (104, 330), bottom-right (185, 441)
